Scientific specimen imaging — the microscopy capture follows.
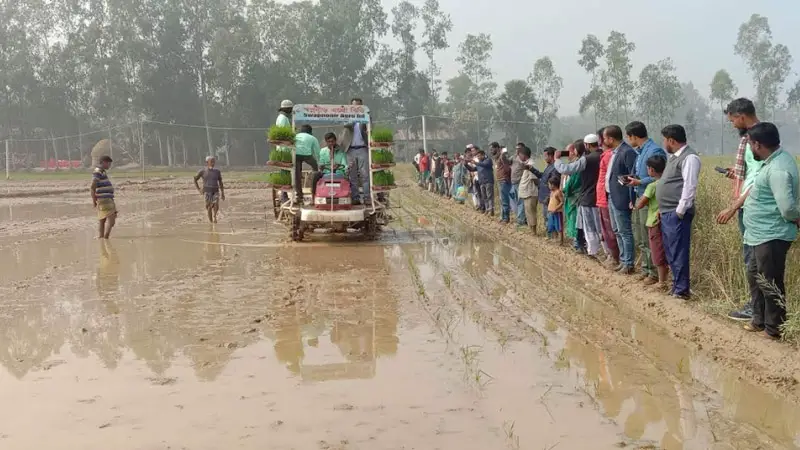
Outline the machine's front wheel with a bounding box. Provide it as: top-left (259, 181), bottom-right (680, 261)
top-left (270, 187), bottom-right (281, 220)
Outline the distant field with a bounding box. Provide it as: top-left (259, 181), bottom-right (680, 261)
top-left (0, 167), bottom-right (269, 182)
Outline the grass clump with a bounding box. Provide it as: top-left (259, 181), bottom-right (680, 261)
top-left (370, 127), bottom-right (394, 143)
top-left (269, 149), bottom-right (292, 163)
top-left (267, 125), bottom-right (295, 143)
top-left (371, 149), bottom-right (394, 164)
top-left (266, 171), bottom-right (291, 186)
top-left (373, 170), bottom-right (395, 186)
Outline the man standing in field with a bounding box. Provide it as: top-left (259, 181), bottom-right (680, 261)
top-left (194, 156), bottom-right (225, 223)
top-left (91, 155), bottom-right (117, 239)
top-left (721, 98), bottom-right (763, 322)
top-left (517, 145), bottom-right (539, 233)
top-left (624, 121), bottom-right (667, 285)
top-left (605, 126), bottom-right (638, 274)
top-left (724, 123), bottom-right (798, 339)
top-left (532, 147), bottom-right (559, 229)
top-left (490, 142), bottom-right (512, 223)
top-left (555, 135), bottom-right (603, 260)
top-left (657, 125), bottom-right (701, 300)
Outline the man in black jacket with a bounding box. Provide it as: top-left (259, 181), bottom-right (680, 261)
top-left (554, 135), bottom-right (604, 259)
top-left (604, 125), bottom-right (638, 274)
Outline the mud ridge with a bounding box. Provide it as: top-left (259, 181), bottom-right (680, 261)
top-left (400, 181), bottom-right (800, 405)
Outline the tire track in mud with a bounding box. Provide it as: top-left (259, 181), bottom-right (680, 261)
top-left (391, 183), bottom-right (800, 450)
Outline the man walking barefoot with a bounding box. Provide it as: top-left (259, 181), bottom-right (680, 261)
top-left (194, 156), bottom-right (225, 223)
top-left (91, 155), bottom-right (117, 239)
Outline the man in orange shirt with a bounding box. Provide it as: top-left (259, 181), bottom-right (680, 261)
top-left (595, 128), bottom-right (620, 267)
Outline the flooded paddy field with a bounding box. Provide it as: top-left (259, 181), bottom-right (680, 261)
top-left (0, 178), bottom-right (798, 449)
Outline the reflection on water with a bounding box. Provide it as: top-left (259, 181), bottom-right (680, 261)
top-left (2, 194), bottom-right (800, 448)
top-left (0, 202), bottom-right (400, 385)
top-left (405, 224), bottom-right (800, 449)
top-left (271, 245), bottom-right (399, 381)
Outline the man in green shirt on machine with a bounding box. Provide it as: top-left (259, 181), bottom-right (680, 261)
top-left (312, 132), bottom-right (348, 200)
top-left (293, 124), bottom-right (320, 204)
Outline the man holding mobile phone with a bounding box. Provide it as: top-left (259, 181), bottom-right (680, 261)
top-left (624, 121), bottom-right (666, 285)
top-left (718, 98), bottom-right (763, 321)
top-left (605, 125), bottom-right (639, 274)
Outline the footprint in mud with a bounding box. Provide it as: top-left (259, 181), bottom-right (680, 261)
top-left (39, 359), bottom-right (67, 371)
top-left (318, 440), bottom-right (349, 450)
top-left (147, 376), bottom-right (177, 386)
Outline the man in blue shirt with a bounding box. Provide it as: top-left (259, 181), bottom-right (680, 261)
top-left (532, 147), bottom-right (558, 229)
top-left (624, 121), bottom-right (666, 284)
top-left (605, 125), bottom-right (638, 274)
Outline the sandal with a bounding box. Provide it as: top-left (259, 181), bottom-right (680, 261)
top-left (743, 323), bottom-right (765, 332)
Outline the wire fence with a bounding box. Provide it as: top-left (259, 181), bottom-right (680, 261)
top-left (1, 114), bottom-right (555, 179)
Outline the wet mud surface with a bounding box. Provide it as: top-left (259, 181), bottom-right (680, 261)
top-left (0, 179), bottom-right (799, 449)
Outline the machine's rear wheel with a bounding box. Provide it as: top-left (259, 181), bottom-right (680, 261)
top-left (291, 215), bottom-right (304, 242)
top-left (363, 214), bottom-right (379, 240)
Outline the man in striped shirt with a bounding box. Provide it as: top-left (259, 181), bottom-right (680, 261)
top-left (91, 155), bottom-right (117, 239)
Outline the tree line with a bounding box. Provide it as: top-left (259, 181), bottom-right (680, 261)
top-left (0, 2), bottom-right (797, 165)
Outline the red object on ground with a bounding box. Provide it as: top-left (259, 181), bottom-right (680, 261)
top-left (314, 176), bottom-right (353, 210)
top-left (40, 159), bottom-right (82, 169)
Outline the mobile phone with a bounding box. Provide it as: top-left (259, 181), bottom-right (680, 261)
top-left (617, 175), bottom-right (629, 185)
top-left (714, 166), bottom-right (728, 175)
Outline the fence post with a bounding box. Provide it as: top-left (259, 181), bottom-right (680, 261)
top-left (139, 119), bottom-right (145, 180)
top-left (421, 115), bottom-right (428, 155)
top-left (108, 126), bottom-right (113, 159)
top-left (5, 139), bottom-right (9, 180)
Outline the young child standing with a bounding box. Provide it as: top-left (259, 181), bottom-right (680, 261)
top-left (635, 155), bottom-right (669, 291)
top-left (546, 176), bottom-right (564, 243)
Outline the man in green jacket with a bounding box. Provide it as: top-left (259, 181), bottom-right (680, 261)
top-left (293, 124), bottom-right (320, 203)
top-left (312, 132), bottom-right (348, 199)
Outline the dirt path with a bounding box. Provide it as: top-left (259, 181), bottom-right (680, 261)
top-left (0, 181), bottom-right (798, 449)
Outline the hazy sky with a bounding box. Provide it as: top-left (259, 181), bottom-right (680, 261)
top-left (379, 0), bottom-right (800, 115)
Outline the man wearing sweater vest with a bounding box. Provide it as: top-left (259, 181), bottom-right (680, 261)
top-left (656, 125), bottom-right (701, 300)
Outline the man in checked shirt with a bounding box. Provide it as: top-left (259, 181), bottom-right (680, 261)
top-left (719, 98), bottom-right (763, 322)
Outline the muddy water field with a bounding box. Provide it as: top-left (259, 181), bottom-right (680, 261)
top-left (1, 177), bottom-right (799, 450)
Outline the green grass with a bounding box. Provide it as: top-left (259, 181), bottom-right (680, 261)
top-left (1, 168), bottom-right (198, 181)
top-left (371, 127), bottom-right (394, 143)
top-left (267, 125), bottom-right (296, 142)
top-left (1, 168), bottom-right (270, 182)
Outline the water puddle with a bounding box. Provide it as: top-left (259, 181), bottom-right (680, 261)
top-left (0, 189), bottom-right (798, 449)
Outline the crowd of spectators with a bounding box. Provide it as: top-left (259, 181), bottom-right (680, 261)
top-left (413, 97), bottom-right (799, 341)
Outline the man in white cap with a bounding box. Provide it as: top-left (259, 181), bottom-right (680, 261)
top-left (276, 100), bottom-right (293, 127)
top-left (194, 155), bottom-right (225, 223)
top-left (554, 134), bottom-right (604, 259)
top-left (275, 100), bottom-right (293, 202)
